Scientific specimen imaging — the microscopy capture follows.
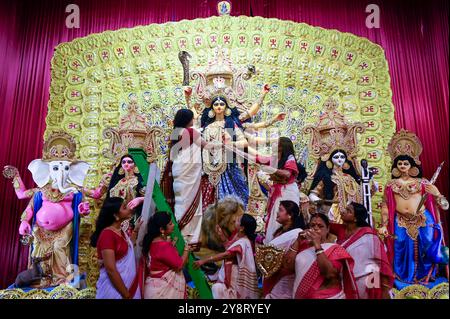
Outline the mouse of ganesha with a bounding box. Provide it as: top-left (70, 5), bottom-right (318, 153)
top-left (2, 132), bottom-right (90, 287)
top-left (304, 98), bottom-right (364, 224)
top-left (379, 129), bottom-right (449, 289)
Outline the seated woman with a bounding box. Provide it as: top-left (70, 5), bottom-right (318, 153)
top-left (263, 200), bottom-right (306, 299)
top-left (263, 137), bottom-right (305, 243)
top-left (194, 214), bottom-right (259, 299)
top-left (285, 213), bottom-right (358, 299)
top-left (141, 211), bottom-right (191, 299)
top-left (90, 197), bottom-right (141, 299)
top-left (330, 202), bottom-right (393, 299)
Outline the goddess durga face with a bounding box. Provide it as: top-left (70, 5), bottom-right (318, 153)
top-left (213, 97), bottom-right (226, 115)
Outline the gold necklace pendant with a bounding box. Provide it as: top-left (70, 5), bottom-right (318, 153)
top-left (390, 179), bottom-right (420, 200)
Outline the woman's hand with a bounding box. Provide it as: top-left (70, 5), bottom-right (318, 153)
top-left (193, 259), bottom-right (205, 269)
top-left (127, 197), bottom-right (144, 210)
top-left (122, 291), bottom-right (132, 299)
top-left (425, 184), bottom-right (441, 197)
top-left (304, 229), bottom-right (322, 249)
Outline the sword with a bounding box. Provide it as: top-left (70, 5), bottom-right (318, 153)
top-left (415, 161), bottom-right (444, 214)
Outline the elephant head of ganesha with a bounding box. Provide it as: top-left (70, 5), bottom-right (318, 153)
top-left (28, 131), bottom-right (89, 193)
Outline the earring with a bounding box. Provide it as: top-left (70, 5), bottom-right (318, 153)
top-left (225, 108), bottom-right (232, 116)
top-left (118, 167), bottom-right (125, 175)
top-left (208, 109), bottom-right (215, 118)
top-left (392, 168), bottom-right (401, 177)
top-left (326, 160), bottom-right (333, 169)
top-left (343, 162), bottom-right (350, 170)
top-left (133, 166), bottom-right (139, 174)
top-left (409, 167), bottom-right (419, 177)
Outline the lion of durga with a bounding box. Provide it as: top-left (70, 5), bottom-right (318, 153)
top-left (200, 196), bottom-right (245, 253)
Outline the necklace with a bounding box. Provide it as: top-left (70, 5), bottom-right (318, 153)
top-left (107, 226), bottom-right (126, 240)
top-left (388, 178), bottom-right (421, 200)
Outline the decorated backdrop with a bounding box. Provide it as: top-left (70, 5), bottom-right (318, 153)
top-left (0, 0), bottom-right (447, 290)
top-left (44, 16), bottom-right (396, 285)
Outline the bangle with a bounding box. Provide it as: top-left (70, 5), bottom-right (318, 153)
top-left (289, 246), bottom-right (299, 253)
top-left (315, 249), bottom-right (324, 256)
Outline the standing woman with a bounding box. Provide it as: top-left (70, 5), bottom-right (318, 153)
top-left (194, 214), bottom-right (260, 299)
top-left (141, 211), bottom-right (191, 299)
top-left (286, 213), bottom-right (358, 299)
top-left (90, 197), bottom-right (141, 299)
top-left (330, 202), bottom-right (393, 299)
top-left (170, 108), bottom-right (218, 246)
top-left (263, 200), bottom-right (306, 299)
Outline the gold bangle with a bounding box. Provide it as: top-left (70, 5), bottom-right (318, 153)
top-left (289, 246), bottom-right (299, 253)
top-left (315, 249), bottom-right (325, 256)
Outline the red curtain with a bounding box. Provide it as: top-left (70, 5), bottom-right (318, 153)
top-left (0, 0), bottom-right (448, 289)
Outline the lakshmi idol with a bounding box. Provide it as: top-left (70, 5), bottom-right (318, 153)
top-left (379, 129), bottom-right (449, 289)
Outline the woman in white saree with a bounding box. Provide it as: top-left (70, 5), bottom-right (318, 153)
top-left (194, 214), bottom-right (260, 299)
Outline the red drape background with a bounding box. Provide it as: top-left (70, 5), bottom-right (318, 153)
top-left (0, 0), bottom-right (448, 289)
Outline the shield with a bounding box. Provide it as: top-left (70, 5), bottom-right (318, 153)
top-left (255, 244), bottom-right (285, 277)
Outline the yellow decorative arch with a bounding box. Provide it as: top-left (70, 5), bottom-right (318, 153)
top-left (45, 16), bottom-right (396, 286)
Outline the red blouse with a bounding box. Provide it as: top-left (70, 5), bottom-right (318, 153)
top-left (97, 228), bottom-right (129, 261)
top-left (148, 241), bottom-right (183, 278)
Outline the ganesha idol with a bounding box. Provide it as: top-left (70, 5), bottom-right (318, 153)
top-left (3, 131), bottom-right (90, 288)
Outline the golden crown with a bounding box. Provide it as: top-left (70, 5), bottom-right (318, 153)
top-left (191, 46), bottom-right (254, 112)
top-left (303, 97), bottom-right (366, 161)
top-left (387, 129), bottom-right (423, 165)
top-left (103, 98), bottom-right (165, 163)
top-left (42, 131), bottom-right (77, 161)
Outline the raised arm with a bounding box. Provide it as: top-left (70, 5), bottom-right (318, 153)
top-left (242, 112), bottom-right (286, 130)
top-left (3, 166), bottom-right (36, 200)
top-left (184, 86), bottom-right (200, 120)
top-left (239, 84), bottom-right (270, 122)
top-left (83, 173), bottom-right (111, 200)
